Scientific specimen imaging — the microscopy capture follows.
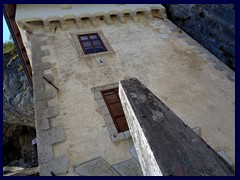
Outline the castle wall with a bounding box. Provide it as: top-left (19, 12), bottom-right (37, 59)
top-left (16, 4), bottom-right (235, 175)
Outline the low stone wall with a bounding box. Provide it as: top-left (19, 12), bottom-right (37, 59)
top-left (119, 78), bottom-right (234, 176)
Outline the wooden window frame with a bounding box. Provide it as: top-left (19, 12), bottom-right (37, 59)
top-left (78, 33), bottom-right (107, 55)
top-left (101, 87), bottom-right (129, 133)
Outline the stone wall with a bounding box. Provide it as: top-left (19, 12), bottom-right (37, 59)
top-left (164, 4), bottom-right (235, 70)
top-left (119, 78), bottom-right (234, 176)
top-left (18, 5), bottom-right (235, 175)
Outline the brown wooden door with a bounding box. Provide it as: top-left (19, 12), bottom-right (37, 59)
top-left (101, 88), bottom-right (129, 132)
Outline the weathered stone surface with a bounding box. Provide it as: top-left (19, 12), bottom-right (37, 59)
top-left (123, 130), bottom-right (131, 139)
top-left (94, 91), bottom-right (102, 100)
top-left (165, 4), bottom-right (235, 69)
top-left (37, 127), bottom-right (65, 146)
top-left (35, 91), bottom-right (56, 101)
top-left (35, 106), bottom-right (59, 119)
top-left (37, 145), bottom-right (53, 165)
top-left (112, 158), bottom-right (143, 176)
top-left (36, 118), bottom-right (50, 130)
top-left (110, 133), bottom-right (125, 143)
top-left (103, 114), bottom-right (113, 125)
top-left (3, 123), bottom-right (37, 167)
top-left (74, 157), bottom-right (119, 176)
top-left (43, 74), bottom-right (54, 82)
top-left (39, 155), bottom-right (69, 176)
top-left (129, 145), bottom-right (139, 161)
top-left (192, 126), bottom-right (201, 136)
top-left (119, 78), bottom-right (234, 176)
top-left (100, 106), bottom-right (110, 115)
top-left (3, 50), bottom-right (34, 127)
top-left (107, 123), bottom-right (118, 135)
top-left (217, 150), bottom-right (234, 167)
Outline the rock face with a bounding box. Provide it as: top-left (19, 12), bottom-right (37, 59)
top-left (3, 46), bottom-right (37, 170)
top-left (165, 4), bottom-right (235, 70)
top-left (3, 123), bottom-right (38, 168)
top-left (3, 49), bottom-right (35, 127)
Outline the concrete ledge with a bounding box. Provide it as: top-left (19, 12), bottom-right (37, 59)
top-left (119, 78), bottom-right (234, 176)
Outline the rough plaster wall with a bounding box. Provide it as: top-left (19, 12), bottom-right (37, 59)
top-left (30, 18), bottom-right (234, 174)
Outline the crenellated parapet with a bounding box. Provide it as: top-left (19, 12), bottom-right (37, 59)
top-left (16, 5), bottom-right (167, 33)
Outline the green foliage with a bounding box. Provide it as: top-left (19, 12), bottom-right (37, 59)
top-left (3, 41), bottom-right (15, 54)
top-left (18, 63), bottom-right (24, 72)
top-left (4, 37), bottom-right (18, 66)
top-left (6, 54), bottom-right (19, 66)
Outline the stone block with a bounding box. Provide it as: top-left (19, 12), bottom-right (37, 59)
top-left (129, 145), bottom-right (139, 161)
top-left (124, 130), bottom-right (131, 139)
top-left (37, 144), bottom-right (53, 165)
top-left (74, 157), bottom-right (119, 176)
top-left (36, 118), bottom-right (50, 130)
top-left (94, 91), bottom-right (103, 100)
top-left (100, 106), bottom-right (110, 115)
top-left (217, 150), bottom-right (234, 167)
top-left (112, 158), bottom-right (143, 176)
top-left (103, 114), bottom-right (113, 125)
top-left (107, 123), bottom-right (118, 135)
top-left (34, 62), bottom-right (52, 71)
top-left (192, 126), bottom-right (201, 136)
top-left (43, 74), bottom-right (54, 82)
top-left (35, 106), bottom-right (59, 119)
top-left (36, 91), bottom-right (56, 101)
top-left (41, 50), bottom-right (50, 57)
top-left (34, 100), bottom-right (48, 110)
top-left (96, 98), bottom-right (106, 107)
top-left (37, 127), bottom-right (65, 146)
top-left (40, 155), bottom-right (69, 176)
top-left (110, 132), bottom-right (125, 143)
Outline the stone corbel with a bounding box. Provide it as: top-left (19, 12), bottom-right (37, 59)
top-left (17, 21), bottom-right (34, 33)
top-left (92, 12), bottom-right (107, 27)
top-left (43, 20), bottom-right (50, 32)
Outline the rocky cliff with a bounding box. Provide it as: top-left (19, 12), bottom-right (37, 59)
top-left (164, 4), bottom-right (235, 70)
top-left (3, 43), bottom-right (36, 170)
top-left (3, 46), bottom-right (35, 127)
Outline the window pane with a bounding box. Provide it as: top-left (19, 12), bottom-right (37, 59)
top-left (82, 41), bottom-right (92, 47)
top-left (85, 47), bottom-right (94, 54)
top-left (89, 35), bottom-right (98, 40)
top-left (95, 46), bottom-right (106, 52)
top-left (80, 36), bottom-right (89, 41)
top-left (92, 40), bottom-right (102, 46)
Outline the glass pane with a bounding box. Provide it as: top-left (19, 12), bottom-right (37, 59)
top-left (80, 36), bottom-right (89, 41)
top-left (95, 46), bottom-right (106, 52)
top-left (89, 34), bottom-right (98, 40)
top-left (82, 41), bottom-right (92, 47)
top-left (85, 47), bottom-right (94, 54)
top-left (92, 40), bottom-right (102, 46)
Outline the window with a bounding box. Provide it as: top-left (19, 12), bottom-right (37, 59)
top-left (101, 88), bottom-right (129, 133)
top-left (78, 33), bottom-right (107, 55)
top-left (92, 83), bottom-right (131, 143)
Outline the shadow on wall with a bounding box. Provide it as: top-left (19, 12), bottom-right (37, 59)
top-left (164, 4), bottom-right (235, 70)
